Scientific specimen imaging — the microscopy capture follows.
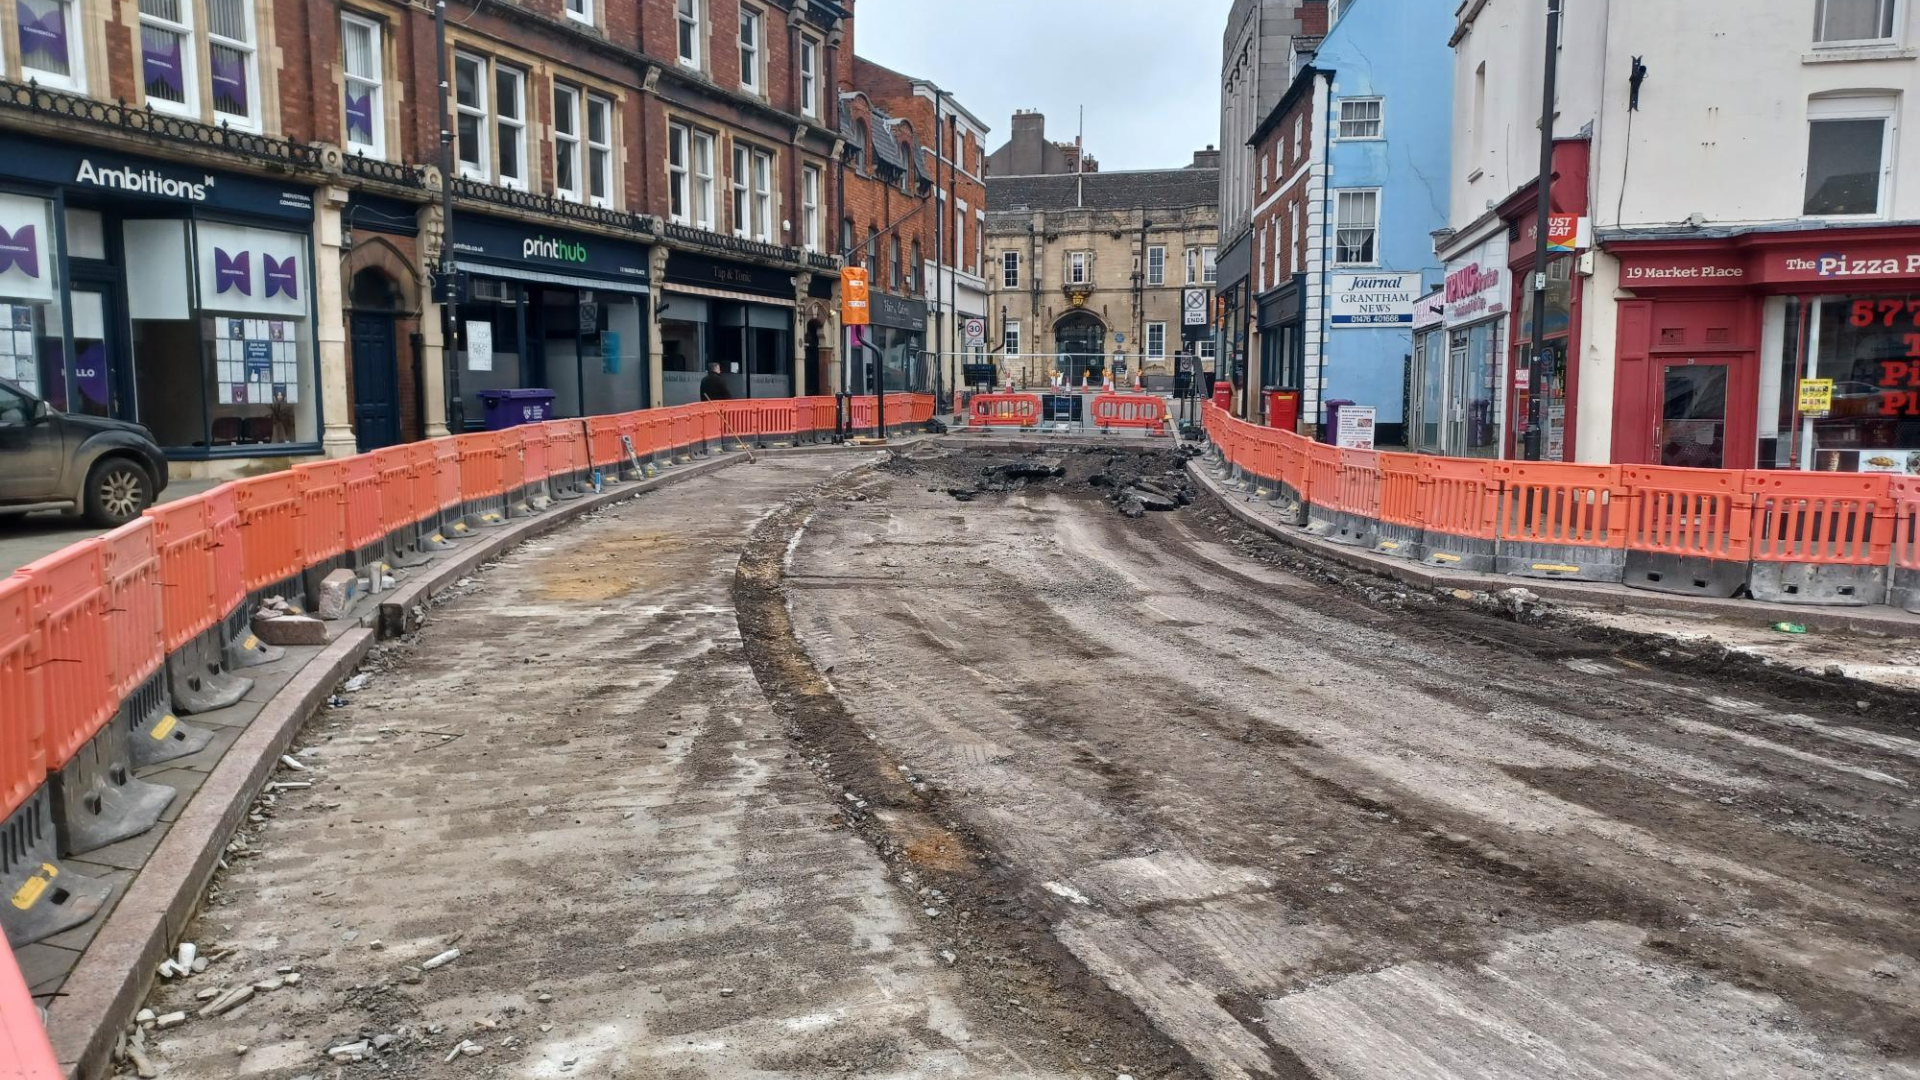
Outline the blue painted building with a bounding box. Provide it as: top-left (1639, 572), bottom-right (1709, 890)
top-left (1262, 0), bottom-right (1453, 445)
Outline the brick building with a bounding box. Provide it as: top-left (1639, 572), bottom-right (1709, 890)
top-left (986, 142), bottom-right (1220, 387)
top-left (0, 0), bottom-right (972, 478)
top-left (1247, 64), bottom-right (1322, 425)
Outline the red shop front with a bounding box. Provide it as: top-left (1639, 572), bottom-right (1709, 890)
top-left (1501, 139), bottom-right (1590, 461)
top-left (1610, 225), bottom-right (1920, 474)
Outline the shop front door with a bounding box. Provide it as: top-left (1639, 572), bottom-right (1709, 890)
top-left (67, 285), bottom-right (129, 420)
top-left (1654, 356), bottom-right (1753, 469)
top-left (350, 312), bottom-right (400, 451)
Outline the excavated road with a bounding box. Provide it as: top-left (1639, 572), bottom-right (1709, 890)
top-left (146, 444), bottom-right (1919, 1080)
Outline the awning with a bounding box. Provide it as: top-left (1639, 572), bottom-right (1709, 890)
top-left (660, 282), bottom-right (796, 307)
top-left (454, 261), bottom-right (650, 296)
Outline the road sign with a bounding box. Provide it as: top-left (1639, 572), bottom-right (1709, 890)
top-left (1183, 287), bottom-right (1209, 326)
top-left (962, 316), bottom-right (985, 348)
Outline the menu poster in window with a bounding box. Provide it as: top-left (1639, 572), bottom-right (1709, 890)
top-left (466, 320), bottom-right (494, 372)
top-left (1857, 450), bottom-right (1920, 475)
top-left (195, 221), bottom-right (307, 318)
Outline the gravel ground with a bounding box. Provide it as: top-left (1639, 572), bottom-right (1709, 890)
top-left (116, 442), bottom-right (1920, 1080)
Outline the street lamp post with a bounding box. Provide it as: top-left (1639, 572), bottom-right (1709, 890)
top-left (435, 0), bottom-right (464, 433)
top-left (1524, 0), bottom-right (1562, 461)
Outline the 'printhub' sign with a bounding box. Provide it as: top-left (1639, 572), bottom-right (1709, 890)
top-left (524, 235), bottom-right (588, 264)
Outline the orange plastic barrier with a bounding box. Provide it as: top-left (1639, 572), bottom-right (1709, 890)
top-left (1373, 452), bottom-right (1427, 559)
top-left (498, 427), bottom-right (527, 502)
top-left (292, 460), bottom-right (349, 565)
top-left (146, 496), bottom-right (216, 652)
top-left (1492, 462), bottom-right (1627, 580)
top-left (759, 400), bottom-right (799, 442)
top-left (433, 438), bottom-right (462, 515)
top-left (1090, 394), bottom-right (1169, 435)
top-left (0, 575), bottom-right (40, 821)
top-left (1746, 471), bottom-right (1891, 605)
top-left (1891, 477), bottom-right (1920, 612)
top-left (99, 518), bottom-right (163, 703)
top-left (520, 422), bottom-right (551, 484)
top-left (372, 446), bottom-right (415, 538)
top-left (586, 415), bottom-right (623, 469)
top-left (456, 432), bottom-right (506, 504)
top-left (700, 401), bottom-right (723, 447)
top-left (0, 937), bottom-right (60, 1078)
top-left (1419, 457), bottom-right (1501, 572)
top-left (1621, 465), bottom-right (1753, 598)
top-left (18, 541), bottom-right (111, 770)
top-left (205, 484), bottom-right (245, 618)
top-left (969, 393), bottom-right (1042, 428)
top-left (1305, 443), bottom-right (1340, 510)
top-left (344, 454), bottom-right (383, 556)
top-left (234, 473), bottom-right (304, 594)
top-left (406, 442), bottom-right (438, 526)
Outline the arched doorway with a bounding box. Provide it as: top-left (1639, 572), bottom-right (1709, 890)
top-left (1054, 311), bottom-right (1107, 385)
top-left (349, 268), bottom-right (402, 451)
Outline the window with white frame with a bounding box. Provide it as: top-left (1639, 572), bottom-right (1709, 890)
top-left (798, 35), bottom-right (820, 118)
top-left (668, 123), bottom-right (690, 223)
top-left (1338, 98), bottom-right (1383, 139)
top-left (454, 53), bottom-right (490, 180)
top-left (1257, 223), bottom-right (1268, 292)
top-left (587, 94), bottom-right (613, 207)
top-left (1147, 245), bottom-right (1166, 286)
top-left (1147, 322), bottom-right (1166, 359)
top-left (1202, 246), bottom-right (1217, 284)
top-left (565, 0), bottom-right (591, 25)
top-left (1003, 320), bottom-right (1020, 356)
top-left (1293, 114), bottom-right (1305, 153)
top-left (1814, 0), bottom-right (1898, 45)
top-left (1273, 215), bottom-right (1283, 281)
top-left (802, 163), bottom-right (821, 251)
top-left (18, 0), bottom-right (83, 90)
top-left (1068, 251), bottom-right (1090, 284)
top-left (751, 148), bottom-right (773, 241)
top-left (675, 0), bottom-right (700, 67)
top-left (340, 14), bottom-right (384, 158)
top-left (1806, 95), bottom-right (1896, 217)
top-left (738, 5), bottom-right (763, 94)
top-left (206, 0), bottom-right (257, 127)
top-left (731, 144), bottom-right (750, 237)
top-left (1260, 154), bottom-right (1269, 193)
top-left (1185, 247), bottom-right (1197, 284)
top-left (140, 0), bottom-right (196, 114)
top-left (1199, 339), bottom-right (1216, 366)
top-left (553, 83), bottom-right (582, 201)
top-left (1335, 190), bottom-right (1379, 264)
top-left (496, 65), bottom-right (527, 188)
top-left (1285, 204), bottom-right (1296, 273)
top-left (957, 200), bottom-right (970, 271)
top-left (1003, 250), bottom-right (1020, 288)
top-left (691, 128), bottom-right (714, 229)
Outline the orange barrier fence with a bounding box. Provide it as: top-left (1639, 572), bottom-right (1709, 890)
top-left (100, 519), bottom-right (163, 704)
top-left (1373, 453), bottom-right (1426, 559)
top-left (587, 416), bottom-right (624, 469)
top-left (1621, 465), bottom-right (1753, 598)
top-left (969, 394), bottom-right (1042, 428)
top-left (234, 473), bottom-right (303, 595)
top-left (1747, 472), bottom-right (1890, 605)
top-left (18, 541), bottom-right (111, 770)
top-left (1090, 394), bottom-right (1169, 435)
top-left (148, 496), bottom-right (215, 652)
top-left (1492, 462), bottom-right (1627, 581)
top-left (0, 938), bottom-right (60, 1077)
top-left (345, 455), bottom-right (384, 556)
top-left (433, 438), bottom-right (462, 516)
top-left (372, 446), bottom-right (414, 540)
top-left (205, 485), bottom-right (246, 619)
top-left (0, 575), bottom-right (39, 822)
top-left (293, 460), bottom-right (349, 567)
top-left (1420, 457), bottom-right (1501, 572)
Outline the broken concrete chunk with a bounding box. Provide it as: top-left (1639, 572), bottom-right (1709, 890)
top-left (135, 1009), bottom-right (156, 1024)
top-left (422, 948), bottom-right (461, 971)
top-left (315, 569), bottom-right (360, 620)
top-left (252, 613), bottom-right (328, 647)
top-left (197, 985), bottom-right (254, 1018)
top-left (155, 1012), bottom-right (186, 1030)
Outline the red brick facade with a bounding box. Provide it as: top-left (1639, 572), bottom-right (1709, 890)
top-left (1251, 77), bottom-right (1318, 296)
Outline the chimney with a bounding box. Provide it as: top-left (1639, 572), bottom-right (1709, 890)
top-left (1191, 145), bottom-right (1221, 170)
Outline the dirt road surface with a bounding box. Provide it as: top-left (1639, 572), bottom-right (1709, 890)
top-left (137, 444), bottom-right (1919, 1080)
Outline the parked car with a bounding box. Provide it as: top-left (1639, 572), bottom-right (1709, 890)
top-left (0, 377), bottom-right (169, 526)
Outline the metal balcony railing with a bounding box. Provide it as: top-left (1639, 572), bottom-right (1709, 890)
top-left (451, 176), bottom-right (656, 236)
top-left (0, 79), bottom-right (324, 170)
top-left (343, 153), bottom-right (426, 188)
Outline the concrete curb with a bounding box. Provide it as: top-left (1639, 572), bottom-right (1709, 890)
top-left (47, 442), bottom-right (887, 1079)
top-left (1186, 457), bottom-right (1920, 639)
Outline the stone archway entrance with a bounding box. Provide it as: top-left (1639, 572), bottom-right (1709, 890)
top-left (1053, 311), bottom-right (1107, 385)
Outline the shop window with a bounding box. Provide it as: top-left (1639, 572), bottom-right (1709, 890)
top-left (206, 0), bottom-right (257, 128)
top-left (675, 0), bottom-right (700, 68)
top-left (1335, 190), bottom-right (1379, 265)
top-left (1003, 250), bottom-right (1019, 288)
top-left (660, 294), bottom-right (706, 406)
top-left (798, 35), bottom-right (819, 118)
top-left (17, 0), bottom-right (82, 91)
top-left (1784, 293), bottom-right (1920, 472)
top-left (341, 14), bottom-right (385, 159)
top-left (1814, 0), bottom-right (1897, 44)
top-left (1147, 246), bottom-right (1165, 287)
top-left (1805, 97), bottom-right (1893, 218)
top-left (194, 221), bottom-right (314, 446)
top-left (553, 83), bottom-right (582, 202)
top-left (0, 194), bottom-right (65, 403)
top-left (1337, 98), bottom-right (1384, 140)
top-left (454, 282), bottom-right (524, 425)
top-left (738, 5), bottom-right (763, 95)
top-left (65, 208), bottom-right (105, 259)
top-left (801, 163), bottom-right (821, 251)
top-left (139, 0), bottom-right (196, 115)
top-left (586, 95), bottom-right (613, 207)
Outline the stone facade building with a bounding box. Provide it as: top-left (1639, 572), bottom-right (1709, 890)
top-left (986, 149), bottom-right (1219, 387)
top-left (985, 110), bottom-right (1096, 177)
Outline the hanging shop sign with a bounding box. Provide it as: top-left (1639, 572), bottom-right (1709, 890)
top-left (1443, 234), bottom-right (1511, 326)
top-left (1546, 214), bottom-right (1591, 253)
top-left (1329, 271), bottom-right (1423, 328)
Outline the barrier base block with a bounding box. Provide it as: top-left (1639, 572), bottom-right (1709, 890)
top-left (1624, 551), bottom-right (1750, 599)
top-left (1371, 522), bottom-right (1425, 562)
top-left (227, 626), bottom-right (287, 670)
top-left (1420, 533), bottom-right (1498, 575)
top-left (2, 787), bottom-right (112, 947)
top-left (1495, 541), bottom-right (1626, 584)
top-left (1750, 562), bottom-right (1887, 607)
top-left (51, 723), bottom-right (175, 856)
top-left (125, 668), bottom-right (212, 768)
top-left (168, 634), bottom-right (254, 714)
top-left (1889, 566), bottom-right (1920, 615)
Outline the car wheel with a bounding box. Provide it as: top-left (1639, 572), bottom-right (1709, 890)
top-left (83, 458), bottom-right (152, 527)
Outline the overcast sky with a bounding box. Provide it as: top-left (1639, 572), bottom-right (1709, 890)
top-left (854, 0), bottom-right (1235, 173)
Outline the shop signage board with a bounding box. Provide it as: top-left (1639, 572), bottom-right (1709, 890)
top-left (452, 214), bottom-right (649, 281)
top-left (665, 251), bottom-right (790, 296)
top-left (0, 132), bottom-right (315, 221)
top-left (1443, 234), bottom-right (1511, 326)
top-left (1798, 377), bottom-right (1833, 418)
top-left (1335, 405), bottom-right (1377, 450)
top-left (1547, 215), bottom-right (1591, 253)
top-left (1619, 233), bottom-right (1920, 289)
top-left (870, 290), bottom-right (927, 332)
top-left (1329, 272), bottom-right (1422, 327)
